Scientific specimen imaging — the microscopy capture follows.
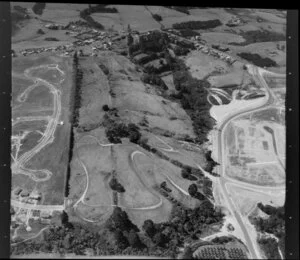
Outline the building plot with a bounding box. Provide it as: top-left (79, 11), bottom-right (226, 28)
top-left (224, 114), bottom-right (285, 186)
top-left (11, 55), bottom-right (73, 206)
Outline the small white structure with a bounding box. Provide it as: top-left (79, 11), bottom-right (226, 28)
top-left (26, 226), bottom-right (32, 232)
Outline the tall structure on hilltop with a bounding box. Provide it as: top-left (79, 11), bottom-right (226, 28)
top-left (127, 24), bottom-right (132, 33)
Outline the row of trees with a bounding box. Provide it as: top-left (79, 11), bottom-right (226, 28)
top-left (65, 52), bottom-right (82, 197)
top-left (178, 29), bottom-right (200, 38)
top-left (152, 14), bottom-right (162, 22)
top-left (255, 203), bottom-right (285, 239)
top-left (109, 176), bottom-right (126, 193)
top-left (137, 138), bottom-right (214, 199)
top-left (72, 52), bottom-right (83, 128)
top-left (164, 6), bottom-right (190, 15)
top-left (141, 73), bottom-right (168, 91)
top-left (172, 19), bottom-right (222, 30)
top-left (32, 2), bottom-right (46, 15)
top-left (237, 52), bottom-right (277, 67)
top-left (87, 4), bottom-right (118, 14)
top-left (229, 30), bottom-right (286, 46)
top-left (258, 237), bottom-right (281, 259)
top-left (104, 116), bottom-right (142, 144)
top-left (172, 63), bottom-right (216, 145)
top-left (79, 7), bottom-right (105, 30)
top-left (253, 203), bottom-right (285, 259)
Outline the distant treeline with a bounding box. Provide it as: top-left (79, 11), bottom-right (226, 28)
top-left (64, 52), bottom-right (83, 197)
top-left (85, 4), bottom-right (118, 14)
top-left (164, 6), bottom-right (190, 15)
top-left (178, 29), bottom-right (200, 37)
top-left (152, 14), bottom-right (163, 22)
top-left (237, 52), bottom-right (277, 67)
top-left (79, 4), bottom-right (119, 30)
top-left (229, 30), bottom-right (286, 46)
top-left (173, 19), bottom-right (222, 30)
top-left (32, 2), bottom-right (46, 15)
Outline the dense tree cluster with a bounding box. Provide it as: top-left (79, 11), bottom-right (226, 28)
top-left (252, 203), bottom-right (285, 259)
top-left (44, 37), bottom-right (59, 41)
top-left (172, 65), bottom-right (216, 144)
top-left (102, 104), bottom-right (110, 111)
top-left (106, 207), bottom-right (139, 232)
top-left (188, 184), bottom-right (206, 200)
top-left (152, 14), bottom-right (162, 22)
top-left (87, 4), bottom-right (118, 13)
top-left (237, 52), bottom-right (277, 67)
top-left (160, 181), bottom-right (172, 193)
top-left (211, 236), bottom-right (234, 244)
top-left (109, 176), bottom-right (126, 193)
top-left (172, 45), bottom-right (190, 56)
top-left (141, 74), bottom-right (168, 90)
top-left (32, 2), bottom-right (46, 15)
top-left (178, 29), bottom-right (200, 38)
top-left (204, 151), bottom-right (219, 173)
top-left (65, 52), bottom-right (83, 197)
top-left (164, 6), bottom-right (190, 15)
top-left (173, 19), bottom-right (222, 30)
top-left (138, 31), bottom-right (170, 53)
top-left (144, 60), bottom-right (171, 74)
top-left (230, 30), bottom-right (286, 46)
top-left (181, 168), bottom-right (197, 181)
top-left (141, 200), bottom-right (224, 250)
top-left (79, 6), bottom-right (107, 30)
top-left (104, 119), bottom-right (142, 144)
top-left (71, 52), bottom-right (83, 127)
top-left (258, 237), bottom-right (281, 259)
top-left (98, 63), bottom-right (109, 75)
top-left (12, 202), bottom-right (224, 257)
top-left (37, 28), bottom-right (45, 34)
top-left (255, 203), bottom-right (285, 239)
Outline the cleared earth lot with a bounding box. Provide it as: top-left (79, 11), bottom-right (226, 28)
top-left (12, 55), bottom-right (73, 205)
top-left (224, 109), bottom-right (285, 186)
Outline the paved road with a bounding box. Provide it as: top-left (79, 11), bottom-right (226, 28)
top-left (214, 65), bottom-right (285, 259)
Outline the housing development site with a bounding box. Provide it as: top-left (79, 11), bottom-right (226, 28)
top-left (10, 3), bottom-right (286, 260)
top-left (11, 56), bottom-right (72, 243)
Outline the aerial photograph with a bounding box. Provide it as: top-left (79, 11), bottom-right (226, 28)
top-left (10, 3), bottom-right (286, 259)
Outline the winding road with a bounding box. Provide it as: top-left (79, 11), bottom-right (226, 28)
top-left (213, 64), bottom-right (286, 259)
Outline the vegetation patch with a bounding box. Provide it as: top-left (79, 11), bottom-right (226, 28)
top-left (250, 203), bottom-right (285, 259)
top-left (172, 19), bottom-right (222, 30)
top-left (164, 6), bottom-right (190, 15)
top-left (178, 29), bottom-right (200, 38)
top-left (103, 113), bottom-right (142, 144)
top-left (109, 176), bottom-right (126, 193)
top-left (237, 52), bottom-right (277, 67)
top-left (152, 14), bottom-right (162, 22)
top-left (229, 30), bottom-right (286, 46)
top-left (32, 2), bottom-right (46, 15)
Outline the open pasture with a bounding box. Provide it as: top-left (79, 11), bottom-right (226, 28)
top-left (114, 145), bottom-right (161, 209)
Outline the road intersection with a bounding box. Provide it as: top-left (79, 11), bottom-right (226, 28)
top-left (212, 64), bottom-right (285, 259)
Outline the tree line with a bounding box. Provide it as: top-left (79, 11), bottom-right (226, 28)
top-left (172, 19), bottom-right (222, 30)
top-left (237, 52), bottom-right (277, 68)
top-left (32, 2), bottom-right (46, 15)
